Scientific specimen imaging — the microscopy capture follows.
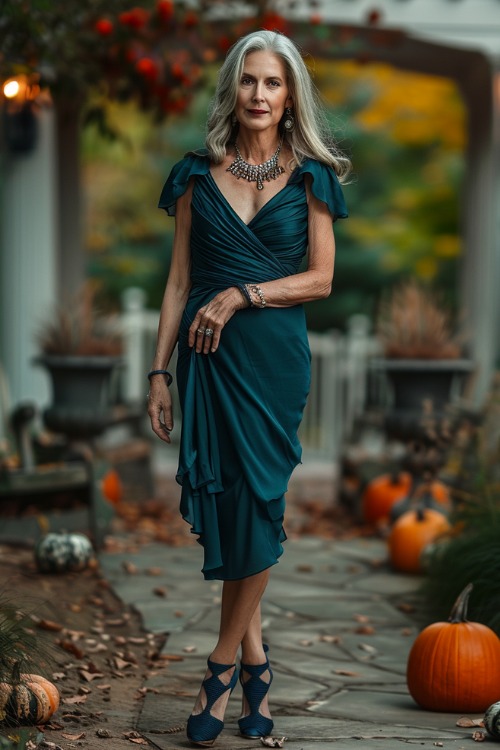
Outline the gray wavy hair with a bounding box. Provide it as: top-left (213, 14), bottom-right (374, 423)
top-left (205, 30), bottom-right (351, 181)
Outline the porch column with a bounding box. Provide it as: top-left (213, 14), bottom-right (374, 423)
top-left (460, 57), bottom-right (500, 404)
top-left (0, 106), bottom-right (58, 411)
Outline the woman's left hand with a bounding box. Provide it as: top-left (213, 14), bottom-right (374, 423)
top-left (189, 287), bottom-right (247, 354)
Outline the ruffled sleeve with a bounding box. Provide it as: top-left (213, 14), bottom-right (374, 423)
top-left (290, 158), bottom-right (348, 222)
top-left (158, 150), bottom-right (210, 216)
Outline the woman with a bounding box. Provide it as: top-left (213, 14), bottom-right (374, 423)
top-left (148, 29), bottom-right (350, 747)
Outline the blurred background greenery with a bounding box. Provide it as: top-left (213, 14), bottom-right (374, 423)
top-left (83, 58), bottom-right (466, 331)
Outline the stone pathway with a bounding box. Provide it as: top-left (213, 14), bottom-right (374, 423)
top-left (99, 534), bottom-right (482, 750)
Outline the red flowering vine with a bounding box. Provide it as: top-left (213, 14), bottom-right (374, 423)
top-left (0, 1), bottom-right (340, 120)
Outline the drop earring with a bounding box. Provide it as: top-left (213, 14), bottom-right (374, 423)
top-left (283, 106), bottom-right (295, 132)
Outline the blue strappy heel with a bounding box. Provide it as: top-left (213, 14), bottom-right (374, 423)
top-left (238, 644), bottom-right (274, 739)
top-left (187, 659), bottom-right (238, 747)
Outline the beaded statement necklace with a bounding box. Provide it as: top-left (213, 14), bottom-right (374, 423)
top-left (226, 139), bottom-right (285, 190)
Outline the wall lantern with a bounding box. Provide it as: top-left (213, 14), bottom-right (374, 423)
top-left (2, 75), bottom-right (41, 154)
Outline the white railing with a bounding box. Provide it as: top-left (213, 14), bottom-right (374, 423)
top-left (120, 288), bottom-right (379, 462)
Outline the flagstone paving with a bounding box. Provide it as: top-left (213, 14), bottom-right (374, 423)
top-left (99, 536), bottom-right (482, 750)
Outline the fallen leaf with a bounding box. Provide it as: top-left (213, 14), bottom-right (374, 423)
top-left (96, 684), bottom-right (111, 691)
top-left (472, 731), bottom-right (486, 742)
top-left (79, 669), bottom-right (105, 682)
top-left (36, 618), bottom-right (64, 632)
top-left (122, 650), bottom-right (138, 664)
top-left (145, 567), bottom-right (163, 576)
top-left (401, 628), bottom-right (413, 636)
top-left (260, 737), bottom-right (287, 748)
top-left (161, 653), bottom-right (184, 661)
top-left (182, 646), bottom-right (197, 653)
top-left (433, 743), bottom-right (443, 747)
top-left (333, 669), bottom-right (359, 677)
top-left (78, 686), bottom-right (92, 695)
top-left (296, 564), bottom-right (313, 573)
top-left (129, 739), bottom-right (148, 745)
top-left (61, 733), bottom-right (86, 740)
top-left (355, 625), bottom-right (375, 635)
top-left (174, 610), bottom-right (184, 618)
top-left (319, 635), bottom-right (341, 644)
top-left (456, 717), bottom-right (484, 728)
top-left (353, 614), bottom-right (370, 623)
top-left (57, 640), bottom-right (85, 659)
top-left (397, 602), bottom-right (416, 614)
top-left (298, 639), bottom-right (313, 647)
top-left (358, 643), bottom-right (377, 654)
top-left (136, 687), bottom-right (160, 696)
top-left (106, 618), bottom-right (126, 627)
top-left (52, 672), bottom-right (66, 681)
top-left (128, 637), bottom-right (147, 645)
top-left (87, 642), bottom-right (108, 653)
top-left (153, 587), bottom-right (168, 597)
top-left (113, 656), bottom-right (135, 670)
top-left (62, 695), bottom-right (87, 705)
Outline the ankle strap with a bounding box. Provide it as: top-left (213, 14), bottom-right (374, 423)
top-left (207, 658), bottom-right (236, 676)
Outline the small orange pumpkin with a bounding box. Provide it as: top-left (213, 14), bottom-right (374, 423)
top-left (388, 506), bottom-right (450, 573)
top-left (101, 468), bottom-right (123, 505)
top-left (407, 584), bottom-right (500, 712)
top-left (361, 471), bottom-right (412, 525)
top-left (0, 673), bottom-right (60, 724)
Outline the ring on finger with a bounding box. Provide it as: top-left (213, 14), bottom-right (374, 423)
top-left (197, 326), bottom-right (206, 334)
top-left (204, 328), bottom-right (214, 337)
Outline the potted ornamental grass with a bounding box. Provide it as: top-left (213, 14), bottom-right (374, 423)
top-left (374, 280), bottom-right (473, 424)
top-left (34, 286), bottom-right (123, 438)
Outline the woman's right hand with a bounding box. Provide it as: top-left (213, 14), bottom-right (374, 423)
top-left (147, 379), bottom-right (173, 443)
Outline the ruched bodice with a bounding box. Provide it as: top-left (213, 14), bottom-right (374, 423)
top-left (159, 151), bottom-right (347, 580)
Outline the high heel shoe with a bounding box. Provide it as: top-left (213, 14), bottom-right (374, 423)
top-left (187, 659), bottom-right (238, 747)
top-left (238, 644), bottom-right (274, 739)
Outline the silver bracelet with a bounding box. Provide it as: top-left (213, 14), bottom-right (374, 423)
top-left (247, 284), bottom-right (267, 308)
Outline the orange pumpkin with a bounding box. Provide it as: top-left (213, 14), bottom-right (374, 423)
top-left (407, 584), bottom-right (500, 712)
top-left (0, 673), bottom-right (60, 724)
top-left (388, 507), bottom-right (450, 573)
top-left (427, 481), bottom-right (450, 505)
top-left (361, 471), bottom-right (412, 525)
top-left (101, 468), bottom-right (123, 505)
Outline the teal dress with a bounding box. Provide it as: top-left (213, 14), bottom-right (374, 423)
top-left (159, 151), bottom-right (347, 581)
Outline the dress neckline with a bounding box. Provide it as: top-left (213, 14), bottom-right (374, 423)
top-left (207, 169), bottom-right (296, 227)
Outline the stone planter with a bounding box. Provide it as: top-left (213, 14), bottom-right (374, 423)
top-left (34, 354), bottom-right (123, 439)
top-left (373, 358), bottom-right (474, 440)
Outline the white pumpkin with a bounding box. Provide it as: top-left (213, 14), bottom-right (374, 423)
top-left (35, 531), bottom-right (93, 573)
top-left (484, 701), bottom-right (500, 740)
